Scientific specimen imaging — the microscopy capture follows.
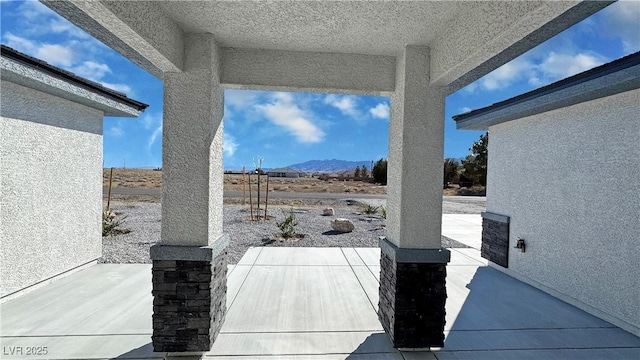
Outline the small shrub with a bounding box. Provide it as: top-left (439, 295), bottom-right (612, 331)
top-left (276, 209), bottom-right (299, 239)
top-left (381, 206), bottom-right (387, 219)
top-left (361, 204), bottom-right (380, 215)
top-left (102, 211), bottom-right (129, 236)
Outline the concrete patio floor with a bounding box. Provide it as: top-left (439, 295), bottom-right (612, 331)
top-left (2, 216), bottom-right (639, 359)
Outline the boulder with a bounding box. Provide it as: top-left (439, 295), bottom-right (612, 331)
top-left (322, 208), bottom-right (334, 216)
top-left (331, 218), bottom-right (355, 233)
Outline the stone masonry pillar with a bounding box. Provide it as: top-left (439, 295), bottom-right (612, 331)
top-left (150, 33), bottom-right (228, 355)
top-left (379, 45), bottom-right (451, 349)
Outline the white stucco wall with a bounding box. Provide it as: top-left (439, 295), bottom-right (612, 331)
top-left (486, 88), bottom-right (640, 335)
top-left (0, 81), bottom-right (103, 298)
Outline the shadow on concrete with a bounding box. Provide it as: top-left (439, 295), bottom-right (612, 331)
top-left (345, 332), bottom-right (399, 359)
top-left (441, 265), bottom-right (633, 354)
top-left (114, 342), bottom-right (163, 359)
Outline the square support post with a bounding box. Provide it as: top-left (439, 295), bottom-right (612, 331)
top-left (150, 33), bottom-right (228, 354)
top-left (380, 45), bottom-right (450, 349)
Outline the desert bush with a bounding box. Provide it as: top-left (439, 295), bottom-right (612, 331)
top-left (102, 211), bottom-right (129, 236)
top-left (361, 204), bottom-right (380, 215)
top-left (276, 209), bottom-right (299, 239)
top-left (381, 206), bottom-right (387, 219)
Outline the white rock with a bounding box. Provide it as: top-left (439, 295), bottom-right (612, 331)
top-left (322, 208), bottom-right (334, 216)
top-left (331, 218), bottom-right (355, 233)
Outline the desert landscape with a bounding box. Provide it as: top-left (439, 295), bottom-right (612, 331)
top-left (103, 168), bottom-right (387, 194)
top-left (102, 168), bottom-right (484, 198)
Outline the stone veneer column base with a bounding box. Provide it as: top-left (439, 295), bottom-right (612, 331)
top-left (150, 235), bottom-right (230, 353)
top-left (378, 238), bottom-right (451, 349)
top-left (480, 212), bottom-right (510, 268)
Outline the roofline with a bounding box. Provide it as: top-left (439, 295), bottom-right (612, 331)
top-left (1, 45), bottom-right (148, 111)
top-left (267, 168), bottom-right (302, 172)
top-left (453, 51), bottom-right (640, 130)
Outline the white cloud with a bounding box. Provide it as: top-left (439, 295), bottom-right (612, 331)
top-left (480, 58), bottom-right (535, 91)
top-left (461, 82), bottom-right (478, 94)
top-left (99, 81), bottom-right (133, 95)
top-left (72, 61), bottom-right (111, 81)
top-left (534, 52), bottom-right (607, 85)
top-left (48, 18), bottom-right (91, 39)
top-left (3, 32), bottom-right (37, 53)
top-left (107, 126), bottom-right (125, 137)
top-left (225, 89), bottom-right (259, 108)
top-left (3, 33), bottom-right (74, 67)
top-left (223, 132), bottom-right (238, 156)
top-left (16, 0), bottom-right (51, 21)
top-left (2, 9), bottom-right (125, 90)
top-left (272, 92), bottom-right (294, 103)
top-left (10, 1), bottom-right (91, 39)
top-left (463, 50), bottom-right (608, 92)
top-left (148, 124), bottom-right (162, 151)
top-left (369, 103), bottom-right (390, 119)
top-left (598, 0), bottom-right (640, 54)
top-left (141, 113), bottom-right (157, 130)
top-left (141, 114), bottom-right (163, 151)
top-left (324, 94), bottom-right (360, 117)
top-left (460, 107), bottom-right (472, 113)
top-left (35, 44), bottom-right (74, 66)
top-left (255, 94), bottom-right (325, 143)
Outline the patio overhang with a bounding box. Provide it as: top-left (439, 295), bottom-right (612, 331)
top-left (41, 1), bottom-right (611, 93)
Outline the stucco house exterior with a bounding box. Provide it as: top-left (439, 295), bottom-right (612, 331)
top-left (33, 0), bottom-right (618, 354)
top-left (0, 45), bottom-right (147, 301)
top-left (267, 167), bottom-right (301, 178)
top-left (338, 169), bottom-right (356, 180)
top-left (454, 51), bottom-right (640, 336)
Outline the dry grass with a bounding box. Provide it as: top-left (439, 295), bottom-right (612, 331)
top-left (103, 168), bottom-right (387, 195)
top-left (103, 168), bottom-right (484, 197)
top-left (103, 168), bottom-right (161, 189)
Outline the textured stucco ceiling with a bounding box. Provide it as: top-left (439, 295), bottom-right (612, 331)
top-left (44, 1), bottom-right (609, 90)
top-left (157, 1), bottom-right (468, 55)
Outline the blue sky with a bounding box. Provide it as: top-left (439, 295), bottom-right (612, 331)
top-left (1, 1), bottom-right (638, 169)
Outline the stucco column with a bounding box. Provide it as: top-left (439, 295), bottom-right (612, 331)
top-left (150, 33), bottom-right (228, 354)
top-left (378, 46), bottom-right (450, 349)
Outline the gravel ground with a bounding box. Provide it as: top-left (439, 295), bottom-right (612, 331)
top-left (442, 196), bottom-right (486, 214)
top-left (101, 200), bottom-right (471, 264)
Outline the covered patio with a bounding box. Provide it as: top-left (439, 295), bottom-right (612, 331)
top-left (2, 218), bottom-right (639, 359)
top-left (5, 1), bottom-right (637, 356)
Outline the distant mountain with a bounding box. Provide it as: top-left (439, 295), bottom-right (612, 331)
top-left (287, 159), bottom-right (373, 173)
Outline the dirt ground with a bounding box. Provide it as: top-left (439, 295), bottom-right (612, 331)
top-left (103, 168), bottom-right (484, 197)
top-left (103, 168), bottom-right (386, 194)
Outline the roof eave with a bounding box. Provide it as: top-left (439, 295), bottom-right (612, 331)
top-left (1, 45), bottom-right (148, 115)
top-left (1, 57), bottom-right (144, 118)
top-left (454, 52), bottom-right (640, 131)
